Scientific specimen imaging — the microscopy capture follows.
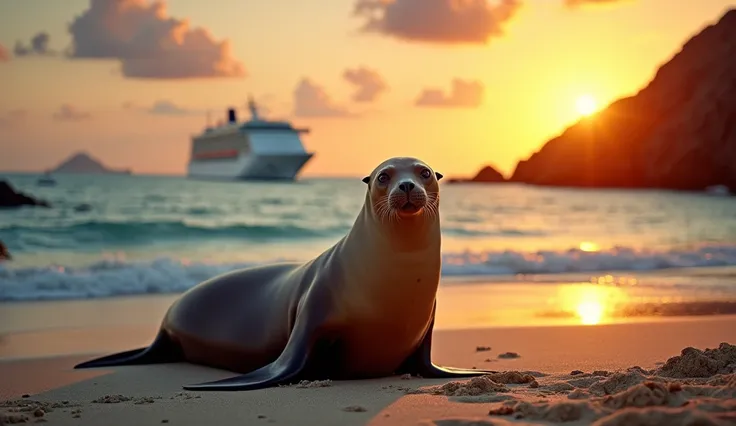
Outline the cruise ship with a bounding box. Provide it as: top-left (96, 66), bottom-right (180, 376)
top-left (187, 98), bottom-right (315, 181)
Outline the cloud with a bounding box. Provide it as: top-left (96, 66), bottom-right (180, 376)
top-left (0, 44), bottom-right (10, 62)
top-left (0, 109), bottom-right (27, 127)
top-left (353, 0), bottom-right (521, 45)
top-left (147, 100), bottom-right (202, 116)
top-left (564, 0), bottom-right (630, 7)
top-left (415, 78), bottom-right (484, 108)
top-left (67, 0), bottom-right (246, 79)
top-left (52, 104), bottom-right (92, 121)
top-left (343, 67), bottom-right (388, 103)
top-left (13, 32), bottom-right (56, 56)
top-left (293, 78), bottom-right (352, 118)
top-left (121, 100), bottom-right (203, 116)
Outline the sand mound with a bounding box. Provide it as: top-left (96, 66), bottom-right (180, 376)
top-left (432, 376), bottom-right (510, 397)
top-left (425, 343), bottom-right (736, 425)
top-left (588, 370), bottom-right (652, 396)
top-left (409, 371), bottom-right (540, 398)
top-left (488, 380), bottom-right (735, 424)
top-left (657, 343), bottom-right (736, 378)
top-left (594, 406), bottom-right (734, 426)
top-left (483, 371), bottom-right (537, 385)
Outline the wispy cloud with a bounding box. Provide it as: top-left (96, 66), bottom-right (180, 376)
top-left (415, 78), bottom-right (484, 108)
top-left (353, 0), bottom-right (521, 45)
top-left (13, 32), bottom-right (56, 57)
top-left (146, 100), bottom-right (204, 116)
top-left (293, 78), bottom-right (353, 118)
top-left (343, 66), bottom-right (389, 103)
top-left (52, 104), bottom-right (92, 121)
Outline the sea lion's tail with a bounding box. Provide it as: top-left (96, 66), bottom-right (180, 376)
top-left (74, 330), bottom-right (183, 369)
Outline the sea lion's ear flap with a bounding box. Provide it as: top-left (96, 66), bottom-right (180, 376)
top-left (362, 176), bottom-right (370, 184)
top-left (435, 172), bottom-right (443, 181)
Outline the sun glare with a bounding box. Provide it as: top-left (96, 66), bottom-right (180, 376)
top-left (552, 284), bottom-right (629, 326)
top-left (576, 300), bottom-right (605, 325)
top-left (579, 241), bottom-right (600, 252)
top-left (575, 94), bottom-right (598, 116)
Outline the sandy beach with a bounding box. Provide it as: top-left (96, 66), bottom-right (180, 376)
top-left (3, 0), bottom-right (736, 424)
top-left (1, 306), bottom-right (734, 425)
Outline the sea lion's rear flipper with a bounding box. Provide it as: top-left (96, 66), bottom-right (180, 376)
top-left (182, 293), bottom-right (330, 391)
top-left (74, 330), bottom-right (182, 369)
top-left (397, 302), bottom-right (498, 378)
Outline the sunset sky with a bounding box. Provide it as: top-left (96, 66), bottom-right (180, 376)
top-left (0, 0), bottom-right (733, 177)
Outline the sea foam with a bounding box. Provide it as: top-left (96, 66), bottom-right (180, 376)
top-left (3, 243), bottom-right (736, 301)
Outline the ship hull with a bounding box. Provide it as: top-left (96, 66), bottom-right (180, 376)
top-left (187, 153), bottom-right (314, 181)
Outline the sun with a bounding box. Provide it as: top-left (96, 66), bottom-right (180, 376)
top-left (575, 94), bottom-right (598, 116)
top-left (576, 300), bottom-right (605, 325)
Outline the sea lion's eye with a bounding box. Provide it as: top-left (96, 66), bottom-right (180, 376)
top-left (377, 173), bottom-right (390, 183)
top-left (420, 169), bottom-right (432, 179)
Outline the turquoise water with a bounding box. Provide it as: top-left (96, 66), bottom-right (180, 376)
top-left (2, 172), bottom-right (736, 302)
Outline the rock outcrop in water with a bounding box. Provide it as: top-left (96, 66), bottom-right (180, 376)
top-left (448, 165), bottom-right (507, 184)
top-left (508, 8), bottom-right (736, 192)
top-left (0, 180), bottom-right (50, 208)
top-left (0, 240), bottom-right (11, 261)
top-left (51, 152), bottom-right (132, 175)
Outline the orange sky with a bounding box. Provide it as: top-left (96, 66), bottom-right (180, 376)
top-left (0, 0), bottom-right (734, 178)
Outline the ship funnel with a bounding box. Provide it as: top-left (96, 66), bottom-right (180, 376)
top-left (227, 108), bottom-right (237, 123)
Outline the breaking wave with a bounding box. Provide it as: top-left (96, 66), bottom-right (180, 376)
top-left (3, 243), bottom-right (736, 301)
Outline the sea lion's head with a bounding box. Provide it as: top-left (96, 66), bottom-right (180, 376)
top-left (362, 157), bottom-right (443, 222)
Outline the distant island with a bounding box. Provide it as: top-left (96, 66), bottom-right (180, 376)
top-left (464, 8), bottom-right (735, 193)
top-left (50, 152), bottom-right (132, 175)
top-left (447, 165), bottom-right (507, 184)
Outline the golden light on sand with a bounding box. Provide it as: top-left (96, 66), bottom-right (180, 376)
top-left (576, 300), bottom-right (605, 325)
top-left (575, 94), bottom-right (598, 116)
top-left (579, 241), bottom-right (600, 252)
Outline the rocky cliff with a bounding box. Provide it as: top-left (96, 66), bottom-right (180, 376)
top-left (510, 8), bottom-right (736, 191)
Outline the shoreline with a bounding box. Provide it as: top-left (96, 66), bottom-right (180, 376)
top-left (2, 270), bottom-right (735, 425)
top-left (3, 268), bottom-right (736, 345)
top-left (1, 318), bottom-right (734, 425)
top-left (3, 313), bottom-right (735, 366)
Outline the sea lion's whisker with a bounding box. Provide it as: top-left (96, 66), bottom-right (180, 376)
top-left (376, 197), bottom-right (393, 224)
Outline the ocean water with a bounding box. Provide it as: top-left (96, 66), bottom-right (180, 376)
top-left (2, 173), bottom-right (736, 303)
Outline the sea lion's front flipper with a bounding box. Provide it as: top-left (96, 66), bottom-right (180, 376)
top-left (397, 302), bottom-right (498, 378)
top-left (183, 292), bottom-right (330, 391)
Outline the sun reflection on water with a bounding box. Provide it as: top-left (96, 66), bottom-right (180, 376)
top-left (554, 283), bottom-right (630, 326)
top-left (576, 300), bottom-right (605, 325)
top-left (579, 241), bottom-right (600, 252)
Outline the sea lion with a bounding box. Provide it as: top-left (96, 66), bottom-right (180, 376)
top-left (75, 156), bottom-right (496, 391)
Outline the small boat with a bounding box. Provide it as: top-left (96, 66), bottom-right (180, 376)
top-left (37, 171), bottom-right (57, 186)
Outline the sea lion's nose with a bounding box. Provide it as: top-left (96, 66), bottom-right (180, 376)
top-left (398, 181), bottom-right (415, 193)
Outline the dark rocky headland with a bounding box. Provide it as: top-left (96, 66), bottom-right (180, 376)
top-left (461, 8), bottom-right (736, 192)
